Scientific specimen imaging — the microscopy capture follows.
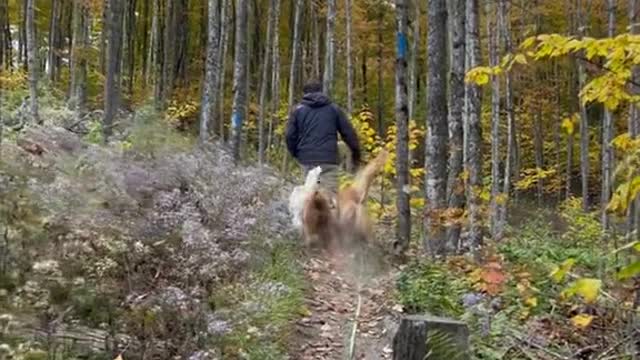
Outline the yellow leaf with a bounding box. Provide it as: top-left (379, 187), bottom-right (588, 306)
top-left (514, 54), bottom-right (528, 64)
top-left (525, 297), bottom-right (538, 308)
top-left (570, 314), bottom-right (594, 329)
top-left (550, 258), bottom-right (575, 283)
top-left (562, 278), bottom-right (602, 303)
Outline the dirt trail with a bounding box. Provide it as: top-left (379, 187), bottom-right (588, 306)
top-left (291, 246), bottom-right (401, 360)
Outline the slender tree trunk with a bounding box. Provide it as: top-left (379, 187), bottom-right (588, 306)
top-left (257, 0), bottom-right (276, 164)
top-left (141, 0), bottom-right (150, 85)
top-left (125, 0), bottom-right (137, 94)
top-left (445, 0), bottom-right (465, 251)
top-left (323, 0), bottom-right (336, 97)
top-left (345, 0), bottom-right (354, 114)
top-left (200, 0), bottom-right (221, 143)
top-left (282, 0), bottom-right (304, 171)
top-left (425, 0), bottom-right (448, 256)
top-left (100, 0), bottom-right (110, 74)
top-left (311, 6), bottom-right (320, 80)
top-left (104, 0), bottom-right (124, 139)
top-left (162, 0), bottom-right (177, 106)
top-left (231, 0), bottom-right (249, 163)
top-left (69, 0), bottom-right (89, 114)
top-left (630, 0), bottom-right (640, 240)
top-left (376, 13), bottom-right (384, 134)
top-left (465, 0), bottom-right (483, 251)
top-left (362, 47), bottom-right (368, 104)
top-left (26, 0), bottom-right (39, 124)
top-left (487, 1), bottom-right (501, 239)
top-left (268, 0), bottom-right (281, 156)
top-left (534, 110), bottom-right (544, 204)
top-left (577, 0), bottom-right (590, 211)
top-left (152, 0), bottom-right (164, 108)
top-left (394, 0), bottom-right (411, 255)
top-left (47, 0), bottom-right (61, 82)
top-left (408, 0), bottom-right (420, 121)
top-left (19, 0), bottom-right (27, 69)
top-left (601, 0), bottom-right (615, 230)
top-left (0, 0), bottom-right (12, 70)
top-left (218, 0), bottom-right (231, 139)
top-left (499, 0), bottom-right (515, 228)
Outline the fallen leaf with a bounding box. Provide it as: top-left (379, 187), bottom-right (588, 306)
top-left (570, 314), bottom-right (594, 329)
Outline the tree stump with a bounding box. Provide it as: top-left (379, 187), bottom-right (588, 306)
top-left (392, 314), bottom-right (470, 360)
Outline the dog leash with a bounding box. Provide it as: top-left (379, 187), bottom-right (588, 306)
top-left (347, 250), bottom-right (365, 360)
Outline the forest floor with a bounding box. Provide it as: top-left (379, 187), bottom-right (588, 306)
top-left (290, 244), bottom-right (402, 360)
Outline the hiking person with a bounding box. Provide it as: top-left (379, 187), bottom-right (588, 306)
top-left (285, 80), bottom-right (361, 194)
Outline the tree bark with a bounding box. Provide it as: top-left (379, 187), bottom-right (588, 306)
top-left (425, 0), bottom-right (448, 255)
top-left (601, 0), bottom-right (615, 231)
top-left (577, 0), bottom-right (590, 211)
top-left (534, 110), bottom-right (544, 204)
top-left (258, 0), bottom-right (277, 164)
top-left (69, 0), bottom-right (90, 114)
top-left (345, 0), bottom-right (354, 114)
top-left (282, 0), bottom-right (304, 171)
top-left (323, 0), bottom-right (336, 97)
top-left (151, 0), bottom-right (164, 109)
top-left (26, 0), bottom-right (39, 124)
top-left (0, 0), bottom-right (12, 70)
top-left (47, 0), bottom-right (62, 82)
top-left (499, 0), bottom-right (515, 230)
top-left (268, 0), bottom-right (281, 155)
top-left (630, 0), bottom-right (640, 240)
top-left (104, 0), bottom-right (124, 139)
top-left (231, 0), bottom-right (249, 163)
top-left (464, 0), bottom-right (483, 252)
top-left (311, 6), bottom-right (320, 80)
top-left (162, 0), bottom-right (178, 106)
top-left (394, 0), bottom-right (411, 255)
top-left (200, 0), bottom-right (222, 143)
top-left (408, 0), bottom-right (420, 121)
top-left (445, 0), bottom-right (465, 251)
top-left (217, 0), bottom-right (231, 139)
top-left (487, 1), bottom-right (502, 240)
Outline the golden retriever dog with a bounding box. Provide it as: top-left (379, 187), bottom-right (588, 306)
top-left (301, 187), bottom-right (339, 250)
top-left (336, 149), bottom-right (389, 247)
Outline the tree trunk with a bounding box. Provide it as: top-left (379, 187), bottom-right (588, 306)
top-left (268, 0), bottom-right (281, 155)
top-left (69, 0), bottom-right (90, 114)
top-left (200, 0), bottom-right (221, 143)
top-left (323, 0), bottom-right (336, 97)
top-left (499, 0), bottom-right (515, 229)
top-left (312, 6), bottom-right (320, 80)
top-left (152, 0), bottom-right (163, 108)
top-left (47, 0), bottom-right (61, 82)
top-left (577, 0), bottom-right (590, 211)
top-left (19, 0), bottom-right (27, 69)
top-left (257, 0), bottom-right (277, 164)
top-left (630, 0), bottom-right (640, 240)
top-left (0, 0), bottom-right (12, 70)
top-left (394, 0), bottom-right (411, 255)
top-left (534, 110), bottom-right (544, 204)
top-left (345, 0), bottom-right (354, 114)
top-left (601, 0), bottom-right (615, 231)
top-left (100, 0), bottom-right (110, 74)
top-left (486, 1), bottom-right (502, 240)
top-left (26, 0), bottom-right (39, 124)
top-left (104, 0), bottom-right (124, 139)
top-left (217, 0), bottom-right (231, 139)
top-left (376, 13), bottom-right (384, 134)
top-left (408, 0), bottom-right (419, 121)
top-left (425, 0), bottom-right (448, 256)
top-left (162, 0), bottom-right (177, 106)
top-left (445, 0), bottom-right (465, 251)
top-left (282, 0), bottom-right (304, 171)
top-left (464, 0), bottom-right (483, 252)
top-left (141, 0), bottom-right (150, 85)
top-left (231, 0), bottom-right (249, 163)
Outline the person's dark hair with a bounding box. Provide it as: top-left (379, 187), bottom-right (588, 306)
top-left (302, 81), bottom-right (323, 94)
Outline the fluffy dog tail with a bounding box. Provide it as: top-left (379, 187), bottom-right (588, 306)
top-left (303, 166), bottom-right (323, 190)
top-left (352, 149), bottom-right (389, 203)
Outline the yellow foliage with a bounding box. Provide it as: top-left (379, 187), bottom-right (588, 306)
top-left (570, 314), bottom-right (594, 329)
top-left (561, 278), bottom-right (601, 304)
top-left (550, 258), bottom-right (575, 283)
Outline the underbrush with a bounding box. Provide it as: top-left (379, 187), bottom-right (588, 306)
top-left (395, 199), bottom-right (639, 359)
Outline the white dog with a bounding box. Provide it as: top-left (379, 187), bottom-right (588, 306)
top-left (288, 166), bottom-right (322, 230)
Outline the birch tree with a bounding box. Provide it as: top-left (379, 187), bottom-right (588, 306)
top-left (408, 0), bottom-right (420, 121)
top-left (601, 0), bottom-right (615, 231)
top-left (323, 0), bottom-right (336, 97)
top-left (200, 0), bottom-right (221, 143)
top-left (26, 0), bottom-right (39, 124)
top-left (231, 0), bottom-right (249, 162)
top-left (217, 0), bottom-right (231, 137)
top-left (395, 0), bottom-right (410, 255)
top-left (487, 1), bottom-right (502, 239)
top-left (345, 0), bottom-right (354, 114)
top-left (446, 0), bottom-right (465, 249)
top-left (465, 0), bottom-right (483, 251)
top-left (425, 0), bottom-right (448, 255)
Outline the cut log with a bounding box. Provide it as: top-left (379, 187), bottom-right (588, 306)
top-left (392, 314), bottom-right (469, 360)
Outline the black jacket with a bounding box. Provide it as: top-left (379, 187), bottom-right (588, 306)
top-left (285, 92), bottom-right (361, 167)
